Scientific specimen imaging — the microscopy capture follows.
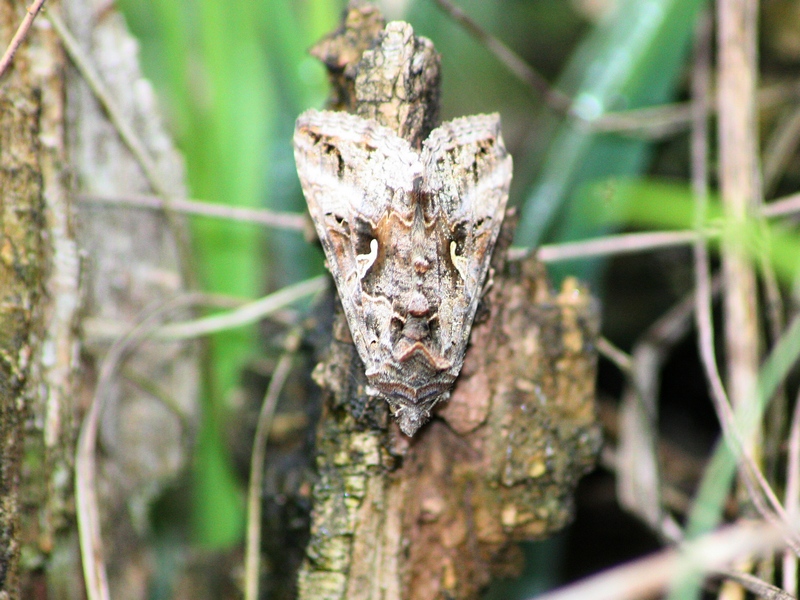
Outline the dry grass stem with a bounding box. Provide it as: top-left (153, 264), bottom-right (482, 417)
top-left (617, 280), bottom-right (705, 536)
top-left (83, 277), bottom-right (324, 341)
top-left (717, 0), bottom-right (761, 456)
top-left (597, 336), bottom-right (632, 373)
top-left (76, 294), bottom-right (207, 600)
top-left (763, 105), bottom-right (800, 197)
top-left (698, 0), bottom-right (800, 557)
top-left (152, 276), bottom-right (326, 341)
top-left (713, 569), bottom-right (797, 600)
top-left (78, 192), bottom-right (308, 231)
top-left (762, 192), bottom-right (800, 218)
top-left (529, 521), bottom-right (791, 600)
top-left (535, 230), bottom-right (699, 262)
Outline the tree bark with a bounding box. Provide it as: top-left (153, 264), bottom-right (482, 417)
top-left (2, 0), bottom-right (200, 596)
top-left (296, 5), bottom-right (601, 599)
top-left (0, 1), bottom-right (50, 596)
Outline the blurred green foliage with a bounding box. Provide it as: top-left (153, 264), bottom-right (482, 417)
top-left (118, 0), bottom-right (339, 547)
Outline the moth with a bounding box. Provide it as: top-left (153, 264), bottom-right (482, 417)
top-left (294, 109), bottom-right (512, 436)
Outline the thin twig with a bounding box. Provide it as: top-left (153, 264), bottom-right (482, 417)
top-left (78, 192), bottom-right (307, 231)
top-left (590, 81), bottom-right (800, 137)
top-left (713, 569), bottom-right (797, 600)
top-left (687, 0), bottom-right (800, 556)
top-left (763, 192), bottom-right (800, 218)
top-left (83, 276), bottom-right (326, 342)
top-left (151, 276), bottom-right (326, 340)
top-left (617, 277), bottom-right (711, 538)
top-left (244, 328), bottom-right (302, 600)
top-left (432, 0), bottom-right (573, 115)
top-left (505, 182), bottom-right (800, 263)
top-left (714, 0), bottom-right (799, 554)
top-left (597, 336), bottom-right (632, 374)
top-left (532, 230), bottom-right (700, 263)
top-left (0, 0), bottom-right (47, 78)
top-left (47, 10), bottom-right (196, 287)
top-left (763, 105), bottom-right (800, 197)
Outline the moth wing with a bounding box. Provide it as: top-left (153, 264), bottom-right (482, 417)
top-left (293, 109), bottom-right (422, 371)
top-left (422, 113), bottom-right (512, 364)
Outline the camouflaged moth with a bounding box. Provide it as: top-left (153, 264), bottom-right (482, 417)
top-left (294, 109), bottom-right (512, 436)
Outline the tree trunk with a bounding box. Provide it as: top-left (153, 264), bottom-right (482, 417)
top-left (2, 0), bottom-right (199, 597)
top-left (1, 1), bottom-right (51, 596)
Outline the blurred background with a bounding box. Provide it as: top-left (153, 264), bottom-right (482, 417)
top-left (106, 0), bottom-right (800, 597)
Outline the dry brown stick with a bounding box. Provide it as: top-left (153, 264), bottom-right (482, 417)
top-left (245, 328), bottom-right (302, 600)
top-left (717, 0), bottom-right (761, 461)
top-left (692, 5), bottom-right (794, 556)
top-left (0, 0), bottom-right (46, 77)
top-left (529, 184), bottom-right (800, 264)
top-left (763, 192), bottom-right (800, 217)
top-left (715, 1), bottom-right (798, 552)
top-left (529, 521), bottom-right (791, 600)
top-left (690, 7), bottom-right (728, 457)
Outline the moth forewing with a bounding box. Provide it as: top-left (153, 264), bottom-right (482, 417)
top-left (294, 109), bottom-right (512, 436)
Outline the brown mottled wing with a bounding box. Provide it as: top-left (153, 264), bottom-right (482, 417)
top-left (293, 109), bottom-right (420, 376)
top-left (421, 114), bottom-right (512, 371)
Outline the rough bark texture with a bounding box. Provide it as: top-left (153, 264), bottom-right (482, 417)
top-left (12, 5), bottom-right (83, 597)
top-left (0, 2), bottom-right (49, 597)
top-left (296, 5), bottom-right (601, 599)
